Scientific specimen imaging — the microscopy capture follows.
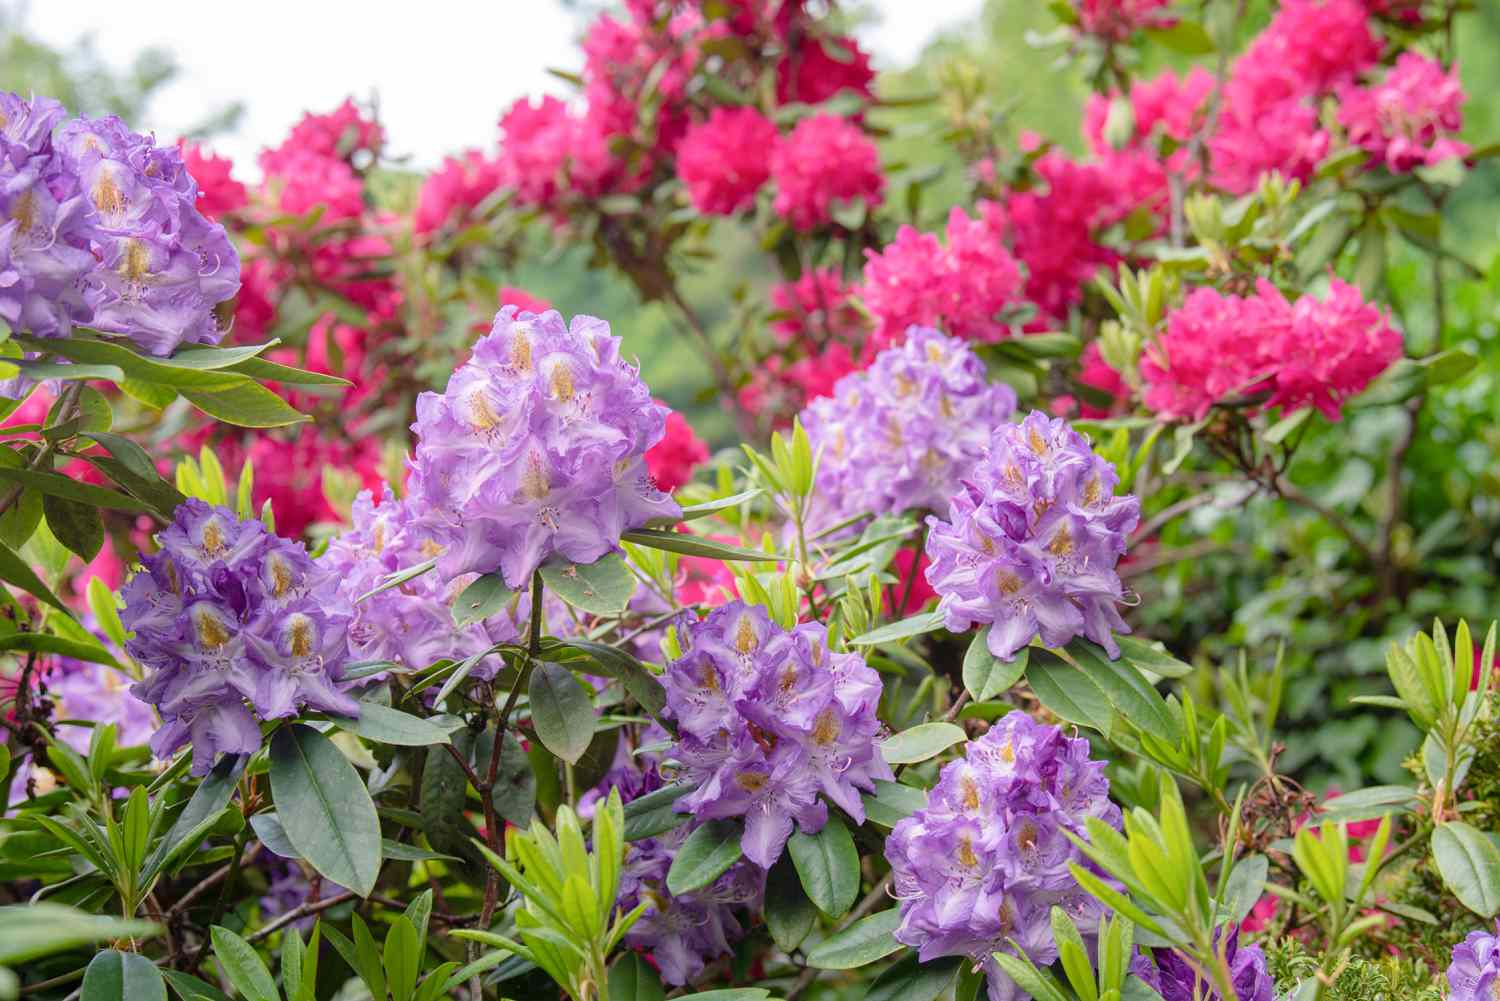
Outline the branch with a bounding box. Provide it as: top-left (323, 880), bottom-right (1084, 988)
top-left (246, 891), bottom-right (358, 942)
top-left (1273, 479), bottom-right (1380, 569)
top-left (0, 380), bottom-right (84, 519)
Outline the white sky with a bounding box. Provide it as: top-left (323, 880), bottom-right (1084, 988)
top-left (15, 1), bottom-right (982, 173)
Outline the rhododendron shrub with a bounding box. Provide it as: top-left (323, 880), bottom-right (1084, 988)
top-left (5, 2), bottom-right (1500, 1001)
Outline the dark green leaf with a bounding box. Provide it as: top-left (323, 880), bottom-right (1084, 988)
top-left (11, 335), bottom-right (249, 390)
top-left (864, 953), bottom-right (963, 1001)
top-left (332, 702), bottom-right (452, 747)
top-left (675, 489), bottom-right (762, 522)
top-left (788, 814), bottom-right (859, 918)
top-left (473, 729), bottom-right (537, 828)
top-left (0, 467), bottom-right (148, 511)
top-left (539, 554), bottom-right (635, 615)
top-left (268, 724), bottom-right (382, 896)
top-left (160, 970), bottom-right (232, 1001)
top-left (608, 952), bottom-right (666, 1001)
top-left (1115, 636), bottom-right (1193, 679)
top-left (248, 813), bottom-right (299, 859)
top-left (43, 493), bottom-right (103, 561)
top-left (1067, 640), bottom-right (1178, 742)
top-left (452, 574), bottom-right (515, 628)
top-left (0, 633), bottom-right (123, 670)
top-left (862, 780), bottom-right (928, 829)
top-left (209, 926), bottom-right (278, 1001)
top-left (144, 754), bottom-right (244, 878)
top-left (223, 357), bottom-right (352, 386)
top-left (666, 820), bottom-right (744, 895)
top-left (963, 630), bottom-right (1027, 701)
top-left (622, 783), bottom-right (692, 841)
top-left (528, 661), bottom-right (595, 764)
top-left (621, 528), bottom-right (775, 562)
top-left (418, 733), bottom-right (483, 873)
top-left (1027, 649), bottom-right (1114, 736)
top-left (765, 855), bottom-right (817, 952)
top-left (180, 382), bottom-right (309, 429)
top-left (81, 949), bottom-right (166, 1001)
top-left (804, 909), bottom-right (903, 969)
top-left (561, 639), bottom-right (667, 722)
top-left (381, 840), bottom-right (461, 864)
top-left (0, 537), bottom-right (73, 611)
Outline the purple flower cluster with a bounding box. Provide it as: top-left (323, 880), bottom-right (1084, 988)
top-left (0, 92), bottom-right (239, 361)
top-left (663, 601), bottom-right (891, 868)
top-left (885, 712), bottom-right (1121, 1001)
top-left (801, 327), bottom-right (1017, 534)
top-left (121, 500), bottom-right (354, 774)
top-left (1131, 930), bottom-right (1274, 1001)
top-left (259, 858), bottom-right (347, 933)
top-left (407, 305), bottom-right (679, 589)
top-left (925, 411), bottom-right (1140, 661)
top-left (1449, 922), bottom-right (1500, 1001)
top-left (319, 488), bottom-right (565, 678)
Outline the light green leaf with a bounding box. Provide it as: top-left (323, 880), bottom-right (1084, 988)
top-left (540, 554), bottom-right (635, 615)
top-left (1432, 821), bottom-right (1500, 917)
top-left (788, 814), bottom-right (859, 919)
top-left (666, 820), bottom-right (744, 896)
top-left (803, 909), bottom-right (902, 969)
top-left (963, 629), bottom-right (1027, 700)
top-left (878, 722), bottom-right (967, 766)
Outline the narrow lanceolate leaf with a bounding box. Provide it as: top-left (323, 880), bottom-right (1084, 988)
top-left (332, 701), bottom-right (453, 747)
top-left (81, 949), bottom-right (167, 1001)
top-left (357, 559), bottom-right (437, 602)
top-left (879, 722), bottom-right (967, 766)
top-left (144, 754), bottom-right (244, 879)
top-left (208, 927), bottom-right (278, 1001)
top-left (528, 661), bottom-right (596, 764)
top-left (621, 528), bottom-right (776, 562)
top-left (180, 380), bottom-right (310, 428)
top-left (0, 538), bottom-right (67, 611)
top-left (787, 814), bottom-right (859, 919)
top-left (666, 820), bottom-right (744, 895)
top-left (848, 610), bottom-right (944, 646)
top-left (0, 467), bottom-right (148, 511)
top-left (622, 783), bottom-right (693, 841)
top-left (539, 553), bottom-right (635, 615)
top-left (963, 628), bottom-right (1027, 700)
top-left (1432, 821), bottom-right (1500, 918)
top-left (268, 724), bottom-right (383, 896)
top-left (803, 909), bottom-right (904, 969)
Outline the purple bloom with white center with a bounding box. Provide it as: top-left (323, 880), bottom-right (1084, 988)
top-left (319, 487), bottom-right (578, 680)
top-left (56, 114), bottom-right (240, 355)
top-left (885, 712), bottom-right (1121, 1001)
top-left (407, 305), bottom-right (679, 590)
top-left (924, 410), bottom-right (1141, 661)
top-left (121, 499), bottom-right (355, 774)
top-left (663, 601), bottom-right (891, 869)
top-left (1449, 922), bottom-right (1500, 1001)
top-left (1130, 929), bottom-right (1274, 1001)
top-left (801, 327), bottom-right (1017, 535)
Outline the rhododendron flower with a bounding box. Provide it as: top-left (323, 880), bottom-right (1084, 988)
top-left (263, 149), bottom-right (365, 221)
top-left (581, 11), bottom-right (696, 152)
top-left (1071, 0), bottom-right (1172, 40)
top-left (1209, 0), bottom-right (1380, 192)
top-left (770, 267), bottom-right (867, 346)
top-left (664, 601), bottom-right (890, 868)
top-left (801, 328), bottom-right (1017, 534)
top-left (1140, 279), bottom-right (1401, 422)
top-left (862, 208), bottom-right (1024, 347)
top-left (925, 411), bottom-right (1140, 660)
top-left (1449, 922), bottom-right (1500, 1001)
top-left (886, 713), bottom-right (1121, 1001)
top-left (645, 404), bottom-right (709, 492)
top-left (258, 98), bottom-right (383, 175)
top-left (122, 501), bottom-right (354, 774)
top-left (775, 35), bottom-right (875, 105)
top-left (738, 341), bottom-right (862, 429)
top-left (498, 287), bottom-right (552, 314)
top-left (408, 305), bottom-right (679, 588)
top-left (1084, 67), bottom-right (1214, 155)
top-left (179, 143), bottom-right (247, 219)
top-left (769, 115), bottom-right (884, 231)
top-left (1340, 52), bottom-right (1469, 172)
top-left (676, 107), bottom-right (778, 215)
top-left (415, 150), bottom-right (504, 234)
top-left (497, 96), bottom-right (620, 210)
top-left (1076, 341), bottom-right (1132, 418)
top-left (1132, 929), bottom-right (1275, 1001)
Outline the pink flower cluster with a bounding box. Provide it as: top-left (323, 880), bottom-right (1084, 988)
top-left (776, 34), bottom-right (875, 105)
top-left (179, 144), bottom-right (247, 221)
top-left (677, 108), bottom-right (779, 215)
top-left (770, 115), bottom-right (885, 230)
top-left (1072, 0), bottom-right (1173, 40)
top-left (862, 207), bottom-right (1023, 348)
top-left (415, 149), bottom-right (506, 235)
top-left (645, 404), bottom-right (710, 492)
top-left (1339, 52), bottom-right (1469, 173)
top-left (1141, 278), bottom-right (1402, 421)
top-left (1209, 0), bottom-right (1381, 193)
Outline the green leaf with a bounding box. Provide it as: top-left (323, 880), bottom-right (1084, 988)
top-left (621, 528), bottom-right (775, 562)
top-left (540, 554), bottom-right (635, 615)
top-left (43, 493), bottom-right (103, 561)
top-left (180, 381), bottom-right (310, 429)
top-left (864, 953), bottom-right (963, 1001)
top-left (1115, 636), bottom-right (1193, 679)
top-left (878, 722), bottom-right (967, 766)
top-left (144, 754), bottom-right (244, 879)
top-left (383, 916), bottom-right (420, 1001)
top-left (209, 926), bottom-right (278, 1001)
top-left (452, 573), bottom-right (515, 628)
top-left (381, 840), bottom-right (461, 864)
top-left (0, 538), bottom-right (68, 611)
top-left (249, 813), bottom-right (299, 859)
top-left (11, 335), bottom-right (250, 390)
top-left (472, 728), bottom-right (538, 829)
top-left (608, 952), bottom-right (666, 1001)
top-left (0, 467), bottom-right (148, 511)
top-left (268, 724), bottom-right (382, 896)
top-left (356, 559), bottom-right (437, 602)
top-left (1027, 649), bottom-right (1114, 736)
top-left (671, 993), bottom-right (772, 1001)
top-left (0, 633), bottom-right (123, 670)
top-left (803, 909), bottom-right (903, 969)
top-left (1067, 640), bottom-right (1178, 742)
top-left (0, 905), bottom-right (158, 966)
top-left (848, 610), bottom-right (944, 646)
top-left (79, 950), bottom-right (165, 1001)
top-left (621, 783), bottom-right (692, 841)
top-left (1432, 821), bottom-right (1500, 918)
top-left (1146, 20), bottom-right (1216, 54)
top-left (332, 702), bottom-right (453, 747)
top-left (223, 356), bottom-right (352, 386)
top-left (963, 629), bottom-right (1027, 700)
top-left (666, 819), bottom-right (744, 895)
top-left (862, 780), bottom-right (928, 829)
top-left (560, 639), bottom-right (668, 723)
top-left (1263, 408), bottom-right (1312, 445)
top-left (528, 661), bottom-right (596, 764)
top-left (788, 814), bottom-right (859, 919)
top-left (418, 731), bottom-right (483, 872)
top-left (765, 854), bottom-right (817, 952)
top-left (675, 489), bottom-right (762, 522)
top-left (160, 971), bottom-right (232, 1001)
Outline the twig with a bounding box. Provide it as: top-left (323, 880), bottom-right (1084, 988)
top-left (1273, 479), bottom-right (1380, 568)
top-left (0, 380), bottom-right (84, 518)
top-left (167, 843), bottom-right (263, 918)
top-left (1122, 540), bottom-right (1240, 578)
top-left (246, 891), bottom-right (358, 942)
top-left (662, 286), bottom-right (757, 441)
top-left (1129, 492), bottom-right (1219, 546)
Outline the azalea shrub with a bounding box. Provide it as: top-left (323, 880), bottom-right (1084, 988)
top-left (4, 1), bottom-right (1500, 1001)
